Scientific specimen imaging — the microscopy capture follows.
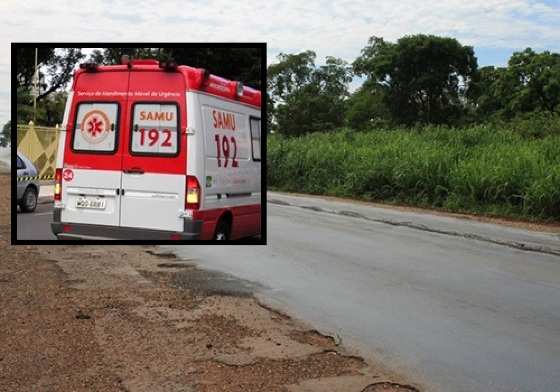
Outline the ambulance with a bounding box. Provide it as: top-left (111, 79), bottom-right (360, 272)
top-left (51, 58), bottom-right (262, 240)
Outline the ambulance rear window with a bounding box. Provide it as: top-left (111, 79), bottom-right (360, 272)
top-left (72, 102), bottom-right (119, 153)
top-left (130, 103), bottom-right (179, 156)
top-left (250, 117), bottom-right (261, 161)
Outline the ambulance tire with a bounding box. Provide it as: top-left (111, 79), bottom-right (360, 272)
top-left (20, 186), bottom-right (38, 213)
top-left (214, 218), bottom-right (231, 241)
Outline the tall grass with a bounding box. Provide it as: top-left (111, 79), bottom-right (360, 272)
top-left (268, 125), bottom-right (560, 222)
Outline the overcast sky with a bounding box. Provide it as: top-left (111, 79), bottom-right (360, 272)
top-left (2, 0), bottom-right (560, 126)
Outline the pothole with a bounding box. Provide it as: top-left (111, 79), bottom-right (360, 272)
top-left (300, 205), bottom-right (324, 212)
top-left (157, 263), bottom-right (192, 269)
top-left (171, 268), bottom-right (261, 297)
top-left (145, 250), bottom-right (177, 259)
top-left (362, 382), bottom-right (420, 392)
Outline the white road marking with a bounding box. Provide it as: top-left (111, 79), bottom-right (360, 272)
top-left (31, 212), bottom-right (52, 216)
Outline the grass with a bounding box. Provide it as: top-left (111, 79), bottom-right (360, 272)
top-left (267, 123), bottom-right (560, 222)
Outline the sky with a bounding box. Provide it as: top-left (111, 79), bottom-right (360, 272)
top-left (2, 0), bottom-right (560, 126)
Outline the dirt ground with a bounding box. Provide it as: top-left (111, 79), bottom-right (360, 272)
top-left (0, 173), bottom-right (419, 392)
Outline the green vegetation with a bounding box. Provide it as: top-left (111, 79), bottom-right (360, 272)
top-left (268, 35), bottom-right (560, 134)
top-left (267, 34), bottom-right (560, 221)
top-left (268, 120), bottom-right (560, 222)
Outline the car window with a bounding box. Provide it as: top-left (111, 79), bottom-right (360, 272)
top-left (131, 103), bottom-right (179, 156)
top-left (16, 156), bottom-right (25, 170)
top-left (73, 102), bottom-right (119, 153)
top-left (250, 117), bottom-right (261, 161)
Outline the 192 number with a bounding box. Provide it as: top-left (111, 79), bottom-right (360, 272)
top-left (139, 128), bottom-right (173, 147)
top-left (214, 135), bottom-right (238, 168)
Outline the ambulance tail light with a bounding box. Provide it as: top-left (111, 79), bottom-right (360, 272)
top-left (186, 175), bottom-right (201, 210)
top-left (54, 168), bottom-right (62, 201)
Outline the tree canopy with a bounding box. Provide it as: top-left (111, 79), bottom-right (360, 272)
top-left (471, 49), bottom-right (560, 119)
top-left (88, 47), bottom-right (262, 89)
top-left (353, 35), bottom-right (477, 125)
top-left (268, 51), bottom-right (352, 135)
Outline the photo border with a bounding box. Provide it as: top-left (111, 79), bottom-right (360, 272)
top-left (11, 42), bottom-right (267, 245)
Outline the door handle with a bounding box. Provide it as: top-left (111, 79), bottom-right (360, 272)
top-left (124, 167), bottom-right (144, 174)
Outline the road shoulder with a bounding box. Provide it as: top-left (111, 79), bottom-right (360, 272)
top-left (2, 175), bottom-right (418, 391)
top-left (269, 191), bottom-right (560, 257)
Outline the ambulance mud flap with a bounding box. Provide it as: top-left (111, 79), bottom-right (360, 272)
top-left (51, 218), bottom-right (203, 240)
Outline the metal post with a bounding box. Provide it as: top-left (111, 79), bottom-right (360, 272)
top-left (33, 48), bottom-right (38, 123)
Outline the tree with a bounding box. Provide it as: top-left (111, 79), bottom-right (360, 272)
top-left (16, 48), bottom-right (83, 125)
top-left (17, 87), bottom-right (34, 124)
top-left (268, 52), bottom-right (352, 136)
top-left (345, 82), bottom-right (392, 130)
top-left (468, 66), bottom-right (507, 119)
top-left (0, 121), bottom-right (10, 147)
top-left (88, 47), bottom-right (262, 89)
top-left (500, 49), bottom-right (560, 116)
top-left (268, 51), bottom-right (317, 102)
top-left (16, 48), bottom-right (84, 101)
top-left (354, 35), bottom-right (477, 125)
top-left (470, 49), bottom-right (560, 120)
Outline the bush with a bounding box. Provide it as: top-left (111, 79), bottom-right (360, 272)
top-left (268, 123), bottom-right (560, 221)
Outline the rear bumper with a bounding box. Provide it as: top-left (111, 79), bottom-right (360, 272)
top-left (51, 211), bottom-right (203, 240)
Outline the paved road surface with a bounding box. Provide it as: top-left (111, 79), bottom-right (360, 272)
top-left (17, 202), bottom-right (56, 240)
top-left (165, 192), bottom-right (560, 392)
top-left (0, 147), bottom-right (10, 171)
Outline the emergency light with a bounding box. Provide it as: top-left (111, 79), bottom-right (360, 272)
top-left (159, 60), bottom-right (178, 72)
top-left (79, 63), bottom-right (98, 72)
top-left (236, 82), bottom-right (244, 98)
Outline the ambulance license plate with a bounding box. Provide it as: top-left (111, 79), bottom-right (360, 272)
top-left (76, 197), bottom-right (106, 210)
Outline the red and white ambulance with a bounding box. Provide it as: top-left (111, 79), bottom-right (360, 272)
top-left (51, 59), bottom-right (262, 240)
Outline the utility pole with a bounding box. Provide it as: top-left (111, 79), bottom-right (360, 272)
top-left (33, 48), bottom-right (38, 123)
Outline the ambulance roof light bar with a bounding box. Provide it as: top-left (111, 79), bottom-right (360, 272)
top-left (159, 59), bottom-right (178, 72)
top-left (236, 82), bottom-right (244, 98)
top-left (79, 62), bottom-right (98, 72)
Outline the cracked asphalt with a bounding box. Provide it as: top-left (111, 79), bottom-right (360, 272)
top-left (164, 192), bottom-right (560, 392)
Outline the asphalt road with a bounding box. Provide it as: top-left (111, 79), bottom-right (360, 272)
top-left (164, 192), bottom-right (560, 392)
top-left (17, 201), bottom-right (56, 240)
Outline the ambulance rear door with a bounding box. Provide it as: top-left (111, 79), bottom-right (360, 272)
top-left (60, 71), bottom-right (128, 227)
top-left (120, 71), bottom-right (187, 232)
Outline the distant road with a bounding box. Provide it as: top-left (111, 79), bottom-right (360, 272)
top-left (17, 202), bottom-right (56, 240)
top-left (165, 192), bottom-right (560, 392)
top-left (0, 146), bottom-right (9, 170)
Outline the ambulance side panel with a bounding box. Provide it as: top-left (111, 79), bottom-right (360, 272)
top-left (187, 91), bottom-right (261, 239)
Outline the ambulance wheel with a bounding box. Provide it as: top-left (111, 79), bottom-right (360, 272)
top-left (214, 218), bottom-right (231, 241)
top-left (20, 186), bottom-right (38, 213)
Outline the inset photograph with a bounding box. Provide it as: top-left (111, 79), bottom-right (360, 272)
top-left (12, 45), bottom-right (265, 243)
